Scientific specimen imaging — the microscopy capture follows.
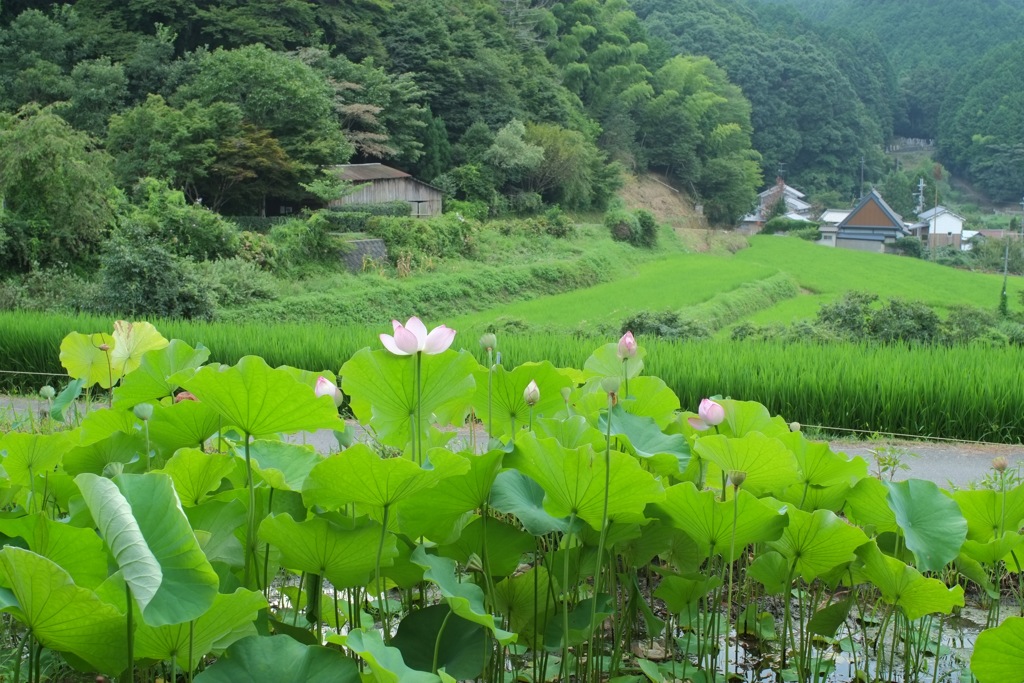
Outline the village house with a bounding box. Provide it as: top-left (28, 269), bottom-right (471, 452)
top-left (329, 163), bottom-right (443, 217)
top-left (834, 189), bottom-right (910, 253)
top-left (912, 205), bottom-right (965, 250)
top-left (738, 179), bottom-right (813, 233)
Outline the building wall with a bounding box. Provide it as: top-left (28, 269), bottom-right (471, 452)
top-left (932, 213), bottom-right (963, 235)
top-left (927, 232), bottom-right (962, 249)
top-left (330, 178), bottom-right (443, 216)
top-left (836, 237), bottom-right (885, 253)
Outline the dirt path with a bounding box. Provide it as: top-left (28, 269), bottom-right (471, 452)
top-left (3, 396), bottom-right (1021, 489)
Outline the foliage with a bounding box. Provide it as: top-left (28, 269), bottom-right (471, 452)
top-left (790, 227), bottom-right (820, 242)
top-left (268, 212), bottom-right (351, 275)
top-left (366, 214), bottom-right (475, 267)
top-left (762, 217), bottom-right (814, 235)
top-left (891, 237), bottom-right (923, 258)
top-left (605, 205), bottom-right (659, 248)
top-left (124, 178), bottom-right (240, 261)
top-left (619, 310), bottom-right (711, 341)
top-left (192, 258), bottom-right (278, 309)
top-left (329, 201), bottom-right (411, 217)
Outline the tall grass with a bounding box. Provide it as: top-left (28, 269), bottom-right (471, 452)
top-left (3, 311), bottom-right (1021, 442)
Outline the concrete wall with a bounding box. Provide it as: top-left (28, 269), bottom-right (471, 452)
top-left (342, 238), bottom-right (388, 273)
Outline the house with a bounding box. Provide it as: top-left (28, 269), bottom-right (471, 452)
top-left (834, 189), bottom-right (910, 253)
top-left (329, 163), bottom-right (443, 217)
top-left (916, 205), bottom-right (965, 249)
top-left (738, 179), bottom-right (813, 233)
top-left (816, 208), bottom-right (852, 248)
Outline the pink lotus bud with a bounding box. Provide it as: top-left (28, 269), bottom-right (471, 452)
top-left (617, 331), bottom-right (637, 359)
top-left (380, 316), bottom-right (456, 355)
top-left (315, 376), bottom-right (343, 407)
top-left (698, 398), bottom-right (725, 426)
top-left (993, 456), bottom-right (1009, 473)
top-left (174, 391), bottom-right (198, 403)
top-left (523, 380), bottom-right (540, 407)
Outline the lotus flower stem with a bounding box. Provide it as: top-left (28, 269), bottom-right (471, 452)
top-left (559, 513), bottom-right (577, 683)
top-left (432, 608), bottom-right (454, 673)
top-left (622, 358), bottom-right (629, 400)
top-left (585, 392), bottom-right (615, 682)
top-left (243, 434), bottom-right (257, 587)
top-left (724, 486), bottom-right (739, 681)
top-left (12, 628), bottom-right (26, 683)
top-left (415, 352), bottom-right (423, 465)
top-left (188, 620), bottom-right (195, 683)
top-left (487, 347), bottom-right (494, 437)
top-left (376, 504), bottom-right (393, 641)
top-left (126, 583), bottom-right (135, 683)
top-left (263, 488), bottom-right (275, 597)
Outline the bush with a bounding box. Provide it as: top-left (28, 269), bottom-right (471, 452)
top-left (761, 217), bottom-right (814, 235)
top-left (791, 227), bottom-right (821, 242)
top-left (237, 231), bottom-right (277, 270)
top-left (193, 258), bottom-right (278, 308)
top-left (604, 208), bottom-right (640, 244)
top-left (366, 213), bottom-right (476, 266)
top-left (269, 212), bottom-right (351, 274)
top-left (445, 199), bottom-right (489, 222)
top-left (541, 207), bottom-right (575, 239)
top-left (322, 211), bottom-right (372, 233)
top-left (0, 268), bottom-right (100, 313)
top-left (620, 310), bottom-right (711, 340)
top-left (129, 178), bottom-right (240, 261)
top-left (93, 222), bottom-right (215, 320)
top-left (329, 201), bottom-right (411, 217)
top-left (892, 236), bottom-right (924, 258)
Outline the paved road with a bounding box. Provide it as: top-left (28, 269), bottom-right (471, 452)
top-left (3, 396), bottom-right (1021, 489)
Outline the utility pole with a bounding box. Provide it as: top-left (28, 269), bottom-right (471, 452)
top-left (860, 156), bottom-right (865, 198)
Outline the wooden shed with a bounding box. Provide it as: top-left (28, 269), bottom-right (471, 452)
top-left (329, 163), bottom-right (443, 217)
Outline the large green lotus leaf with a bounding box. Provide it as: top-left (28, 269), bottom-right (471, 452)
top-left (148, 400), bottom-right (223, 456)
top-left (49, 377), bottom-right (86, 421)
top-left (748, 551), bottom-right (791, 594)
top-left (157, 448), bottom-right (235, 506)
top-left (0, 513), bottom-right (107, 589)
top-left (583, 341), bottom-right (644, 380)
top-left (488, 470), bottom-right (580, 536)
top-left (410, 546), bottom-right (516, 646)
top-left (392, 605), bottom-right (487, 680)
top-left (346, 629), bottom-right (441, 683)
top-left (622, 376), bottom-right (680, 429)
top-left (654, 573), bottom-right (723, 613)
top-left (0, 547), bottom-right (127, 672)
top-left (956, 553), bottom-right (1000, 599)
top-left (717, 399), bottom-right (791, 438)
top-left (112, 339), bottom-right (210, 408)
top-left (110, 320), bottom-right (170, 378)
top-left (135, 588), bottom-right (268, 670)
top-left (59, 331), bottom-right (118, 388)
top-left (886, 479), bottom-right (967, 572)
top-left (0, 431), bottom-right (73, 487)
top-left (398, 449), bottom-right (504, 542)
top-left (185, 499), bottom-right (246, 567)
top-left (778, 431), bottom-right (868, 502)
top-left (259, 513), bottom-right (394, 589)
top-left (856, 541), bottom-right (964, 620)
top-left (182, 356), bottom-right (342, 436)
top-left (492, 565), bottom-right (553, 650)
top-left (653, 483), bottom-right (788, 561)
top-left (341, 348), bottom-right (477, 448)
top-left (844, 476), bottom-right (899, 535)
top-left (437, 515), bottom-right (533, 579)
top-left (534, 415), bottom-right (606, 451)
top-left (194, 634), bottom-right (360, 683)
top-left (78, 407), bottom-right (141, 446)
top-left (599, 406), bottom-right (691, 478)
top-left (693, 432), bottom-right (799, 497)
top-left (63, 431), bottom-right (147, 476)
top-left (304, 444), bottom-right (467, 512)
top-left (471, 361), bottom-right (573, 438)
top-left (972, 616), bottom-right (1024, 683)
top-left (246, 440), bottom-right (322, 492)
top-left (962, 532), bottom-right (1024, 567)
top-left (506, 432), bottom-right (664, 529)
top-left (953, 484), bottom-right (1024, 542)
top-left (75, 472), bottom-right (220, 626)
top-left (768, 508), bottom-right (868, 582)
top-left (780, 481), bottom-right (852, 515)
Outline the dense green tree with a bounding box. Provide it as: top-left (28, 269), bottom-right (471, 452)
top-left (0, 106), bottom-right (118, 272)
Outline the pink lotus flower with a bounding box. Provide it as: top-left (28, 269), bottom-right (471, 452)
top-left (617, 331), bottom-right (637, 359)
top-left (380, 316), bottom-right (456, 356)
top-left (688, 398), bottom-right (725, 431)
top-left (315, 376), bottom-right (343, 407)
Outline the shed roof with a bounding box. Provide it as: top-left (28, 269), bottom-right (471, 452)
top-left (332, 163), bottom-right (411, 181)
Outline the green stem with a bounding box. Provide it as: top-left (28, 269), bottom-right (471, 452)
top-left (188, 620), bottom-right (195, 683)
top-left (622, 358), bottom-right (629, 400)
top-left (931, 615), bottom-right (944, 683)
top-left (13, 628), bottom-right (27, 683)
top-left (586, 395), bottom-right (615, 682)
top-left (724, 489), bottom-right (739, 682)
top-left (432, 609), bottom-right (454, 673)
top-left (263, 488), bottom-right (275, 598)
top-left (126, 584), bottom-right (135, 683)
top-left (560, 514), bottom-right (577, 683)
top-left (376, 504), bottom-right (392, 640)
top-left (243, 434), bottom-right (256, 587)
top-left (415, 352), bottom-right (423, 465)
top-left (487, 348), bottom-right (493, 438)
top-left (780, 560), bottom-right (797, 670)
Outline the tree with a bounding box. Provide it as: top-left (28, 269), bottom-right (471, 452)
top-left (0, 106), bottom-right (118, 272)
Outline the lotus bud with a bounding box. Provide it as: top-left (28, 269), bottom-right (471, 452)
top-left (174, 391), bottom-right (198, 403)
top-left (617, 331), bottom-right (637, 359)
top-left (993, 456), bottom-right (1009, 473)
top-left (98, 343), bottom-right (111, 352)
top-left (601, 376), bottom-right (621, 394)
top-left (103, 461), bottom-right (125, 478)
top-left (524, 380), bottom-right (540, 407)
top-left (133, 403), bottom-right (154, 421)
top-left (729, 470), bottom-right (747, 488)
top-left (315, 376), bottom-right (343, 407)
top-left (465, 553), bottom-right (484, 573)
top-left (698, 398), bottom-right (725, 426)
top-left (789, 421), bottom-right (801, 432)
top-left (560, 387), bottom-right (572, 402)
top-left (479, 333), bottom-right (497, 351)
top-left (38, 385), bottom-right (55, 400)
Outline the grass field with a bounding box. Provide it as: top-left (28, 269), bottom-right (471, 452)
top-left (454, 234), bottom-right (1024, 336)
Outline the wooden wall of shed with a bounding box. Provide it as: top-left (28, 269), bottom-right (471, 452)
top-left (330, 178), bottom-right (443, 216)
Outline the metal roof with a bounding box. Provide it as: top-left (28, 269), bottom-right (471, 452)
top-left (332, 163), bottom-right (411, 181)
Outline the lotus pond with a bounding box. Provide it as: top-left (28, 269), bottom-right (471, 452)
top-left (0, 319), bottom-right (1021, 683)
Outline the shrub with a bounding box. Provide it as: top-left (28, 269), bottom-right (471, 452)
top-left (867, 298), bottom-right (941, 344)
top-left (0, 268), bottom-right (100, 313)
top-left (93, 222), bottom-right (215, 320)
top-left (366, 213), bottom-right (475, 266)
top-left (604, 208), bottom-right (640, 244)
top-left (129, 178), bottom-right (240, 261)
top-left (761, 217), bottom-right (814, 235)
top-left (269, 212), bottom-right (351, 274)
top-left (634, 210), bottom-right (659, 248)
top-left (322, 211), bottom-right (372, 233)
top-left (193, 258), bottom-right (278, 308)
top-left (790, 226), bottom-right (821, 242)
top-left (892, 236), bottom-right (924, 258)
top-left (237, 231), bottom-right (277, 270)
top-left (329, 201), bottom-right (411, 217)
top-left (541, 207), bottom-right (575, 238)
top-left (620, 310), bottom-right (711, 340)
top-left (445, 199), bottom-right (489, 222)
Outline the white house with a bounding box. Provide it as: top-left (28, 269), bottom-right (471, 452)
top-left (816, 208), bottom-right (852, 248)
top-left (917, 206), bottom-right (965, 249)
top-left (738, 180), bottom-right (813, 233)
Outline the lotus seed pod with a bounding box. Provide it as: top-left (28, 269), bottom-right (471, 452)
top-left (38, 385), bottom-right (56, 400)
top-left (601, 376), bottom-right (621, 394)
top-left (729, 470), bottom-right (747, 488)
top-left (132, 403), bottom-right (154, 421)
top-left (479, 333), bottom-right (497, 350)
top-left (993, 456), bottom-right (1009, 473)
